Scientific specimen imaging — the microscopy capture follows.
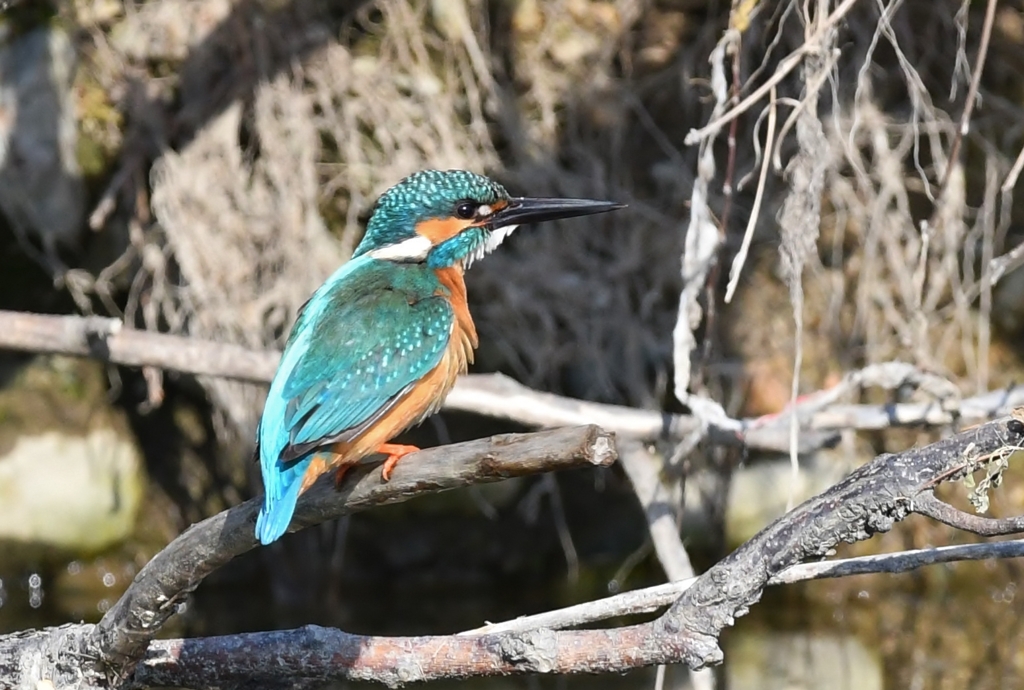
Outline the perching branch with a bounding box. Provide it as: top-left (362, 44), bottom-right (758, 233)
top-left (7, 410), bottom-right (1024, 688)
top-left (0, 425), bottom-right (617, 690)
top-left (91, 425), bottom-right (617, 678)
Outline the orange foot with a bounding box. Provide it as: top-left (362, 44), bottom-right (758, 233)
top-left (376, 443), bottom-right (420, 481)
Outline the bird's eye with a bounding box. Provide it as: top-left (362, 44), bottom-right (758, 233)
top-left (454, 201), bottom-right (477, 220)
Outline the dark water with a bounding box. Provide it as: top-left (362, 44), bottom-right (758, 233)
top-left (4, 468), bottom-right (1024, 690)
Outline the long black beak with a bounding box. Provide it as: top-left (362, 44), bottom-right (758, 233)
top-left (488, 197), bottom-right (625, 229)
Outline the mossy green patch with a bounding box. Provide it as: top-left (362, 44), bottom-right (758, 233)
top-left (0, 355), bottom-right (117, 457)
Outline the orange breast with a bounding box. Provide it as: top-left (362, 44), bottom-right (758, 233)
top-left (300, 266), bottom-right (479, 490)
top-left (433, 265), bottom-right (478, 369)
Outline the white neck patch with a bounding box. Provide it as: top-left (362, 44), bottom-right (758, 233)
top-left (465, 224), bottom-right (518, 267)
top-left (368, 235), bottom-right (433, 262)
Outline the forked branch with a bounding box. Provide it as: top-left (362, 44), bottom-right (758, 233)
top-left (6, 412), bottom-right (1024, 689)
top-left (91, 425), bottom-right (617, 680)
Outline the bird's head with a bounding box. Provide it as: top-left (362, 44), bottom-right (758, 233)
top-left (353, 170), bottom-right (622, 268)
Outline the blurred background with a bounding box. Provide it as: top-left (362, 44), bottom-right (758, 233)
top-left (1, 0), bottom-right (1024, 688)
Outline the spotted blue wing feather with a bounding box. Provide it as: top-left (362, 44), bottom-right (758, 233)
top-left (256, 255), bottom-right (453, 544)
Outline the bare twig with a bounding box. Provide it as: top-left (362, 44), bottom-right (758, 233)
top-left (463, 538), bottom-right (1024, 636)
top-left (972, 240), bottom-right (1024, 300)
top-left (935, 0), bottom-right (997, 201)
top-left (683, 0), bottom-right (859, 146)
top-left (716, 8), bottom-right (747, 241)
top-left (618, 441), bottom-right (694, 582)
top-left (805, 383), bottom-right (1024, 429)
top-left (1003, 144), bottom-right (1024, 193)
top-left (725, 85), bottom-right (777, 302)
top-left (752, 361), bottom-right (961, 427)
top-left (914, 493), bottom-right (1024, 536)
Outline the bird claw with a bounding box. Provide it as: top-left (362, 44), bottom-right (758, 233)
top-left (376, 443), bottom-right (420, 481)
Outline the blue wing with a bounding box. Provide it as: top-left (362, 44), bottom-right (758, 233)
top-left (256, 256), bottom-right (453, 544)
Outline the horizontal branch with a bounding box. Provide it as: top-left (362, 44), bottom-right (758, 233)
top-left (135, 623), bottom-right (698, 689)
top-left (4, 310), bottom-right (1021, 454)
top-left (462, 539), bottom-right (1024, 636)
top-left (0, 310), bottom-right (797, 449)
top-left (0, 309), bottom-right (279, 381)
top-left (91, 425), bottom-right (616, 679)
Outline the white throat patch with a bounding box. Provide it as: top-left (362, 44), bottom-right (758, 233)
top-left (368, 235), bottom-right (433, 262)
top-left (466, 224), bottom-right (519, 267)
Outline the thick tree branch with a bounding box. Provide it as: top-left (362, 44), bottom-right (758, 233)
top-left (91, 425), bottom-right (616, 680)
top-left (134, 624), bottom-right (700, 690)
top-left (111, 413), bottom-right (1024, 684)
top-left (6, 415), bottom-right (1024, 689)
top-left (19, 538), bottom-right (1024, 690)
top-left (657, 412), bottom-right (1024, 657)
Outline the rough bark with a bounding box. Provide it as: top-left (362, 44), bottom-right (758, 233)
top-left (3, 415), bottom-right (1022, 689)
top-left (0, 425), bottom-right (617, 690)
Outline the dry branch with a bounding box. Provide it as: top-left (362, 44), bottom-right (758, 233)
top-left (658, 412), bottom-right (1024, 654)
top-left (0, 309), bottom-right (825, 451)
top-left (933, 0), bottom-right (997, 203)
top-left (5, 412), bottom-right (1024, 688)
top-left (0, 309), bottom-right (278, 381)
top-left (6, 309), bottom-right (1024, 447)
top-left (464, 538), bottom-right (1024, 636)
top-left (0, 425), bottom-right (616, 689)
top-left (135, 624), bottom-right (694, 689)
top-left (93, 425), bottom-right (616, 676)
top-left (617, 440), bottom-right (695, 581)
top-left (682, 0), bottom-right (859, 146)
top-left (7, 309), bottom-right (1023, 452)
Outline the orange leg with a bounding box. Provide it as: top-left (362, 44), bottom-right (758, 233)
top-left (376, 442), bottom-right (420, 481)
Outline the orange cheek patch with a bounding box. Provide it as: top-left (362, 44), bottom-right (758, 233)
top-left (416, 217), bottom-right (473, 244)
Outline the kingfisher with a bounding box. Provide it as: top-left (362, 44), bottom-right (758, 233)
top-left (255, 169), bottom-right (622, 544)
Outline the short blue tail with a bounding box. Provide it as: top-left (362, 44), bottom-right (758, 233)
top-left (255, 457), bottom-right (310, 545)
